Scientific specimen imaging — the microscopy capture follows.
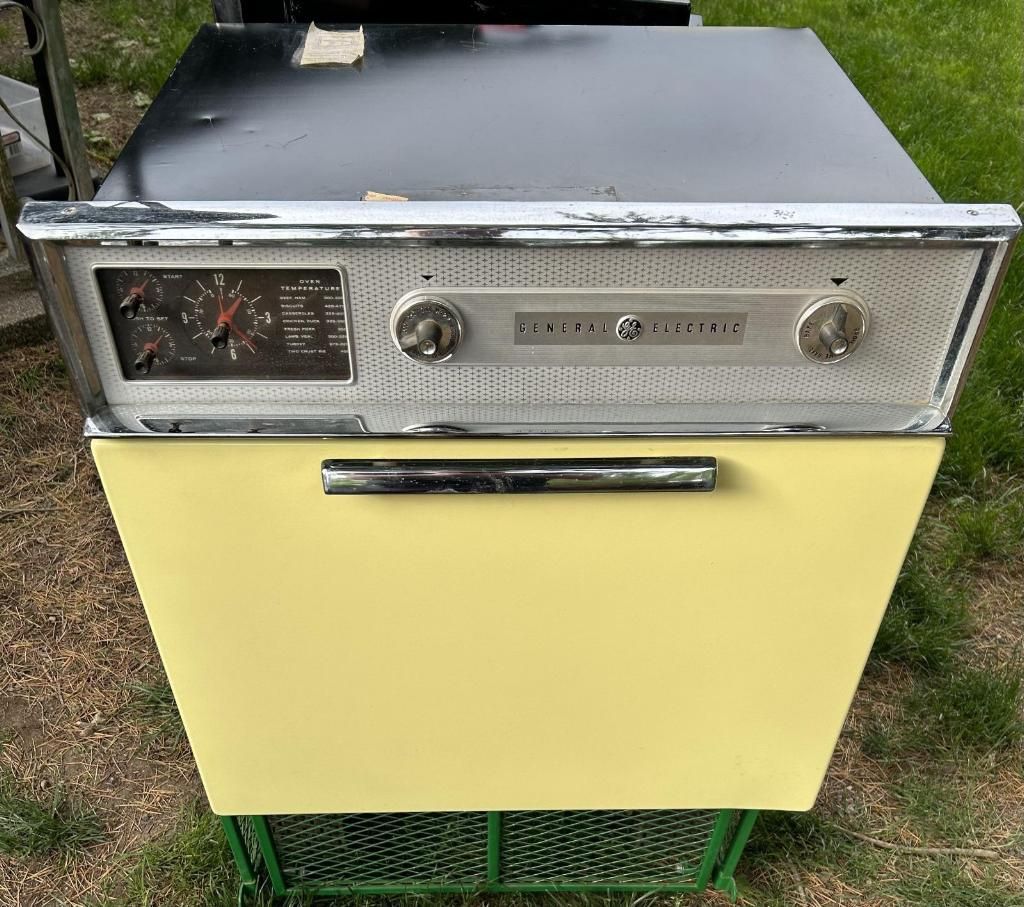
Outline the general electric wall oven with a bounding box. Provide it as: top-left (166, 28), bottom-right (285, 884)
top-left (18, 21), bottom-right (1020, 902)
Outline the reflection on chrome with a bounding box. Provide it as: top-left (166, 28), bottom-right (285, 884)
top-left (322, 458), bottom-right (717, 495)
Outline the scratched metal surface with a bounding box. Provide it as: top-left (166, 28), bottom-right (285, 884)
top-left (95, 23), bottom-right (941, 204)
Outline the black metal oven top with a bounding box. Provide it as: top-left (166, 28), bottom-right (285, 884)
top-left (95, 23), bottom-right (939, 206)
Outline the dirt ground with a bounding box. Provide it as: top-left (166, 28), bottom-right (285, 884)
top-left (1, 342), bottom-right (201, 905)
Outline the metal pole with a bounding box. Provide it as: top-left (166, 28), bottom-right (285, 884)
top-left (712, 809), bottom-right (759, 901)
top-left (486, 812), bottom-right (502, 886)
top-left (249, 815), bottom-right (288, 895)
top-left (220, 816), bottom-right (258, 888)
top-left (26, 0), bottom-right (93, 200)
top-left (0, 134), bottom-right (26, 260)
top-left (695, 809), bottom-right (734, 890)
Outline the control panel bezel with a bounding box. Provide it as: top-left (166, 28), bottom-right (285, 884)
top-left (90, 262), bottom-right (355, 384)
top-left (20, 199), bottom-right (1018, 436)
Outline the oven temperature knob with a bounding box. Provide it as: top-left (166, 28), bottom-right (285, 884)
top-left (392, 298), bottom-right (464, 363)
top-left (796, 296), bottom-right (869, 363)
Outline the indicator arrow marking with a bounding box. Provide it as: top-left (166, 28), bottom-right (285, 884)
top-left (830, 277), bottom-right (849, 286)
top-left (422, 274), bottom-right (435, 282)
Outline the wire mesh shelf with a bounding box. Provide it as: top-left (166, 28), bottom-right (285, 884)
top-left (222, 807), bottom-right (758, 901)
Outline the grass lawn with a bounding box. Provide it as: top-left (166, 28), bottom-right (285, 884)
top-left (1, 0), bottom-right (1023, 905)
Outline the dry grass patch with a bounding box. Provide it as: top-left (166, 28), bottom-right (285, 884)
top-left (735, 555), bottom-right (1024, 905)
top-left (1, 342), bottom-right (199, 905)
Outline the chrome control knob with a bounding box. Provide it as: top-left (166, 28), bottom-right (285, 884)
top-left (392, 298), bottom-right (464, 363)
top-left (119, 292), bottom-right (143, 319)
top-left (796, 296), bottom-right (869, 363)
top-left (413, 317), bottom-right (443, 356)
top-left (210, 322), bottom-right (231, 350)
top-left (133, 348), bottom-right (156, 374)
top-left (818, 304), bottom-right (850, 356)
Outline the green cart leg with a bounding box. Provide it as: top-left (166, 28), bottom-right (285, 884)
top-left (713, 809), bottom-right (759, 902)
top-left (250, 815), bottom-right (288, 896)
top-left (487, 811), bottom-right (503, 887)
top-left (695, 810), bottom-right (734, 891)
top-left (221, 816), bottom-right (260, 904)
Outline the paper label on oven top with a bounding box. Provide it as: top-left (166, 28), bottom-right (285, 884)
top-left (514, 312), bottom-right (748, 345)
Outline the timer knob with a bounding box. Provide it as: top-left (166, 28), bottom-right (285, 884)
top-left (119, 292), bottom-right (143, 319)
top-left (796, 296), bottom-right (869, 363)
top-left (392, 297), bottom-right (464, 363)
top-left (133, 348), bottom-right (156, 374)
top-left (210, 322), bottom-right (231, 350)
top-left (129, 328), bottom-right (173, 376)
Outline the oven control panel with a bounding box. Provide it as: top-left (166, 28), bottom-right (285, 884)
top-left (387, 287), bottom-right (872, 368)
top-left (41, 225), bottom-right (1009, 434)
top-left (95, 267), bottom-right (351, 381)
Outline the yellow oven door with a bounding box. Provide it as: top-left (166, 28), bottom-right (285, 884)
top-left (92, 436), bottom-right (942, 815)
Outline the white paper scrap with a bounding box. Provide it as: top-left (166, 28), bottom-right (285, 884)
top-left (300, 23), bottom-right (364, 67)
top-left (362, 191), bottom-right (409, 202)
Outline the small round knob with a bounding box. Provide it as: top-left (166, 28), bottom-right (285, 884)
top-left (210, 321), bottom-right (231, 350)
top-left (120, 292), bottom-right (143, 319)
top-left (392, 298), bottom-right (464, 363)
top-left (414, 318), bottom-right (444, 356)
top-left (818, 304), bottom-right (851, 356)
top-left (133, 348), bottom-right (156, 374)
top-left (796, 296), bottom-right (869, 363)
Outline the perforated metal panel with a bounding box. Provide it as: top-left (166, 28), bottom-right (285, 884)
top-left (63, 243), bottom-right (981, 431)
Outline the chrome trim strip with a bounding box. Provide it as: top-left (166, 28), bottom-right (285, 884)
top-left (932, 245), bottom-right (996, 410)
top-left (18, 201), bottom-right (1022, 245)
top-left (136, 415), bottom-right (368, 435)
top-left (321, 457), bottom-right (718, 494)
top-left (944, 239), bottom-right (1016, 414)
top-left (27, 240), bottom-right (105, 413)
top-left (84, 420), bottom-right (952, 439)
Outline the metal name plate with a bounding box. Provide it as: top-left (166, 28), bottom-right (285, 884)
top-left (515, 312), bottom-right (747, 346)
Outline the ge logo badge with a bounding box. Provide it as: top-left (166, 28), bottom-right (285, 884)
top-left (615, 315), bottom-right (643, 342)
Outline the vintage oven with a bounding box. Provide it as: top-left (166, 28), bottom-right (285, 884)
top-left (18, 20), bottom-right (1020, 902)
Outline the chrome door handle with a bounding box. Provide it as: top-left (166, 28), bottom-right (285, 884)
top-left (322, 457), bottom-right (716, 495)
